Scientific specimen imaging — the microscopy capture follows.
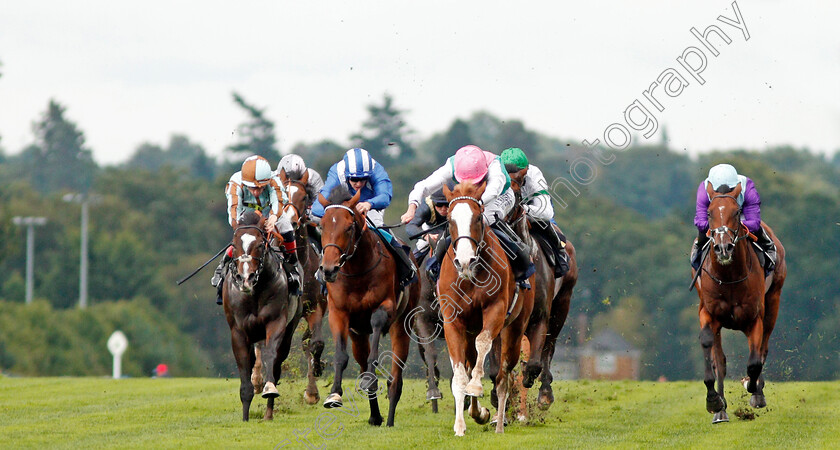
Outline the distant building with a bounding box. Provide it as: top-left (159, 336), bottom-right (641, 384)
top-left (577, 329), bottom-right (641, 380)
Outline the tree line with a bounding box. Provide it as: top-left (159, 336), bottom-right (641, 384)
top-left (0, 88), bottom-right (838, 381)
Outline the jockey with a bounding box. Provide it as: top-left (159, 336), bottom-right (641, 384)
top-left (691, 163), bottom-right (777, 274)
top-left (275, 153), bottom-right (325, 222)
top-left (210, 155), bottom-right (301, 305)
top-left (401, 145), bottom-right (536, 289)
top-left (405, 183), bottom-right (453, 266)
top-left (312, 148), bottom-right (417, 287)
top-left (500, 147), bottom-right (569, 278)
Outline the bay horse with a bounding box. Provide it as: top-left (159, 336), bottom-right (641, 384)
top-left (317, 187), bottom-right (419, 427)
top-left (222, 210), bottom-right (303, 421)
top-left (276, 168), bottom-right (328, 405)
top-left (409, 234), bottom-right (445, 413)
top-left (501, 169), bottom-right (578, 420)
top-left (439, 181), bottom-right (535, 435)
top-left (693, 182), bottom-right (786, 423)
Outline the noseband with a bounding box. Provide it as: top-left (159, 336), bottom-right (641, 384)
top-left (448, 195), bottom-right (486, 250)
top-left (322, 204), bottom-right (363, 268)
top-left (230, 224), bottom-right (269, 289)
top-left (709, 194), bottom-right (749, 245)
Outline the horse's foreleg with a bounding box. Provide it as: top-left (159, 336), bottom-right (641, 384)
top-left (467, 305), bottom-right (505, 398)
top-left (309, 297), bottom-right (327, 377)
top-left (699, 309), bottom-right (724, 417)
top-left (349, 332), bottom-right (381, 426)
top-left (385, 320), bottom-right (410, 427)
top-left (443, 320), bottom-right (469, 436)
top-left (415, 316), bottom-right (442, 407)
top-left (260, 318), bottom-right (289, 400)
top-left (494, 318), bottom-right (526, 433)
top-left (745, 317), bottom-right (767, 408)
top-left (231, 329), bottom-right (255, 422)
top-left (251, 344), bottom-right (264, 395)
top-left (523, 320), bottom-right (547, 389)
top-left (324, 308), bottom-right (349, 409)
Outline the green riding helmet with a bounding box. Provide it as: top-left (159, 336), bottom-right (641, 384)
top-left (501, 147), bottom-right (529, 171)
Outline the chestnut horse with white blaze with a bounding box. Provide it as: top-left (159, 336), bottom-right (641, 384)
top-left (693, 182), bottom-right (786, 424)
top-left (318, 187), bottom-right (418, 427)
top-left (439, 181), bottom-right (535, 436)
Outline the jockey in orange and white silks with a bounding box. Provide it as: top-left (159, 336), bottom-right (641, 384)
top-left (212, 155), bottom-right (301, 304)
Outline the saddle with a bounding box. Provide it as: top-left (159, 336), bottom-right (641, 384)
top-left (371, 227), bottom-right (418, 288)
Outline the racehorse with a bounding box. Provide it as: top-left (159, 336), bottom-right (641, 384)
top-left (439, 181), bottom-right (535, 435)
top-left (317, 187), bottom-right (419, 427)
top-left (693, 182), bottom-right (786, 423)
top-left (222, 210), bottom-right (303, 421)
top-left (501, 169), bottom-right (578, 420)
top-left (410, 232), bottom-right (445, 413)
top-left (276, 168), bottom-right (328, 405)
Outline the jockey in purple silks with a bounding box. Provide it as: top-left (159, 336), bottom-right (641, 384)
top-left (691, 163), bottom-right (777, 273)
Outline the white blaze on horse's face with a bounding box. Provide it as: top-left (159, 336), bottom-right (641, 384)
top-left (287, 185), bottom-right (300, 199)
top-left (450, 203), bottom-right (477, 275)
top-left (239, 234), bottom-right (257, 274)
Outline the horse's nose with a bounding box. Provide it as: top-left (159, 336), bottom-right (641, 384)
top-left (454, 256), bottom-right (476, 273)
top-left (321, 265), bottom-right (338, 282)
top-left (234, 272), bottom-right (244, 284)
top-left (246, 272), bottom-right (257, 286)
top-left (714, 242), bottom-right (735, 255)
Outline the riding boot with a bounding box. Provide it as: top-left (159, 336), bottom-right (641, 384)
top-left (212, 247), bottom-right (233, 305)
top-left (547, 223), bottom-right (569, 279)
top-left (754, 227), bottom-right (777, 275)
top-left (281, 231), bottom-right (302, 295)
top-left (427, 234), bottom-right (451, 283)
top-left (490, 222), bottom-right (536, 289)
top-left (307, 223), bottom-right (323, 253)
top-left (690, 230), bottom-right (710, 271)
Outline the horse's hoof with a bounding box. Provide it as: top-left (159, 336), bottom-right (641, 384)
top-left (712, 410), bottom-right (729, 424)
top-left (303, 389), bottom-right (320, 405)
top-left (465, 381), bottom-right (484, 398)
top-left (489, 414), bottom-right (509, 427)
top-left (427, 388), bottom-right (442, 401)
top-left (472, 407), bottom-right (491, 425)
top-left (261, 382), bottom-right (279, 399)
top-left (537, 391), bottom-right (554, 410)
top-left (706, 395), bottom-right (725, 413)
top-left (454, 420), bottom-right (467, 437)
top-left (750, 394), bottom-right (767, 409)
top-left (368, 415), bottom-right (383, 426)
top-left (323, 393), bottom-right (342, 409)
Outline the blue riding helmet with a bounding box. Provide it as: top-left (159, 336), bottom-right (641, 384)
top-left (343, 148), bottom-right (375, 179)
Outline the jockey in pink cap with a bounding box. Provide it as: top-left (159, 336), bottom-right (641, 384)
top-left (402, 145), bottom-right (535, 288)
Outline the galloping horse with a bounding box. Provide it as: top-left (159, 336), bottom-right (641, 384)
top-left (440, 181), bottom-right (535, 435)
top-left (503, 170), bottom-right (578, 419)
top-left (318, 187), bottom-right (418, 427)
top-left (277, 168), bottom-right (328, 405)
top-left (693, 182), bottom-right (786, 423)
top-left (222, 210), bottom-right (302, 421)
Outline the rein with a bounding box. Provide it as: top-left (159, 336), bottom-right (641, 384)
top-left (701, 193), bottom-right (755, 286)
top-left (449, 196), bottom-right (487, 251)
top-left (322, 204), bottom-right (366, 269)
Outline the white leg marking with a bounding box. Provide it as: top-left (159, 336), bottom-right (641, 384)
top-left (451, 360), bottom-right (468, 436)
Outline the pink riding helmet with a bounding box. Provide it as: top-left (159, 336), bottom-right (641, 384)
top-left (453, 145), bottom-right (494, 184)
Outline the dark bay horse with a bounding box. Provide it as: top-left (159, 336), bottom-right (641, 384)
top-left (318, 187), bottom-right (419, 427)
top-left (440, 181), bottom-right (535, 435)
top-left (222, 210), bottom-right (303, 421)
top-left (503, 169), bottom-right (578, 420)
top-left (693, 182), bottom-right (786, 423)
top-left (277, 168), bottom-right (328, 405)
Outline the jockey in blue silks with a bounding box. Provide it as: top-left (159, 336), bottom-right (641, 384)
top-left (312, 148), bottom-right (417, 287)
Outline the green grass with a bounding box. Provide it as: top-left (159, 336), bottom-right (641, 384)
top-left (1, 377), bottom-right (838, 449)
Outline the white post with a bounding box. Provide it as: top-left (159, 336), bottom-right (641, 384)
top-left (80, 199), bottom-right (89, 309)
top-left (12, 216), bottom-right (47, 304)
top-left (107, 331), bottom-right (128, 379)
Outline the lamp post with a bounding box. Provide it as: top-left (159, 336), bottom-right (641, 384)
top-left (63, 193), bottom-right (100, 309)
top-left (12, 216), bottom-right (47, 304)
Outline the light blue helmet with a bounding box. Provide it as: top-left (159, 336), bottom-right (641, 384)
top-left (707, 164), bottom-right (739, 191)
top-left (343, 148), bottom-right (375, 179)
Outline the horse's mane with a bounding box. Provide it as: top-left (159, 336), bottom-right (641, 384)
top-left (715, 184), bottom-right (735, 194)
top-left (238, 210), bottom-right (262, 226)
top-left (327, 185), bottom-right (353, 205)
top-left (504, 163), bottom-right (520, 174)
top-left (285, 167), bottom-right (305, 182)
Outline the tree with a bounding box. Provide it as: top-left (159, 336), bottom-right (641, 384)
top-left (28, 100), bottom-right (97, 194)
top-left (350, 93), bottom-right (416, 165)
top-left (227, 92), bottom-right (280, 163)
top-left (436, 119), bottom-right (472, 162)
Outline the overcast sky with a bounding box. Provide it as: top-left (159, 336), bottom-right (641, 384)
top-left (0, 0), bottom-right (838, 165)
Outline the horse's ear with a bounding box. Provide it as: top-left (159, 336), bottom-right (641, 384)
top-left (704, 181), bottom-right (715, 199)
top-left (318, 192), bottom-right (329, 207)
top-left (443, 183), bottom-right (454, 201)
top-left (348, 188), bottom-right (362, 207)
top-left (731, 182), bottom-right (743, 198)
top-left (278, 168), bottom-right (288, 183)
top-left (299, 169), bottom-right (309, 185)
top-left (475, 179), bottom-right (488, 200)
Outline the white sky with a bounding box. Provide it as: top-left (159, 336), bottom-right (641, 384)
top-left (0, 0), bottom-right (838, 165)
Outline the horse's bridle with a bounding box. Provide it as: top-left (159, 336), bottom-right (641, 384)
top-left (229, 224), bottom-right (270, 289)
top-left (448, 195), bottom-right (486, 251)
top-left (282, 179), bottom-right (309, 229)
top-left (708, 194), bottom-right (749, 245)
top-left (322, 204), bottom-right (364, 268)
